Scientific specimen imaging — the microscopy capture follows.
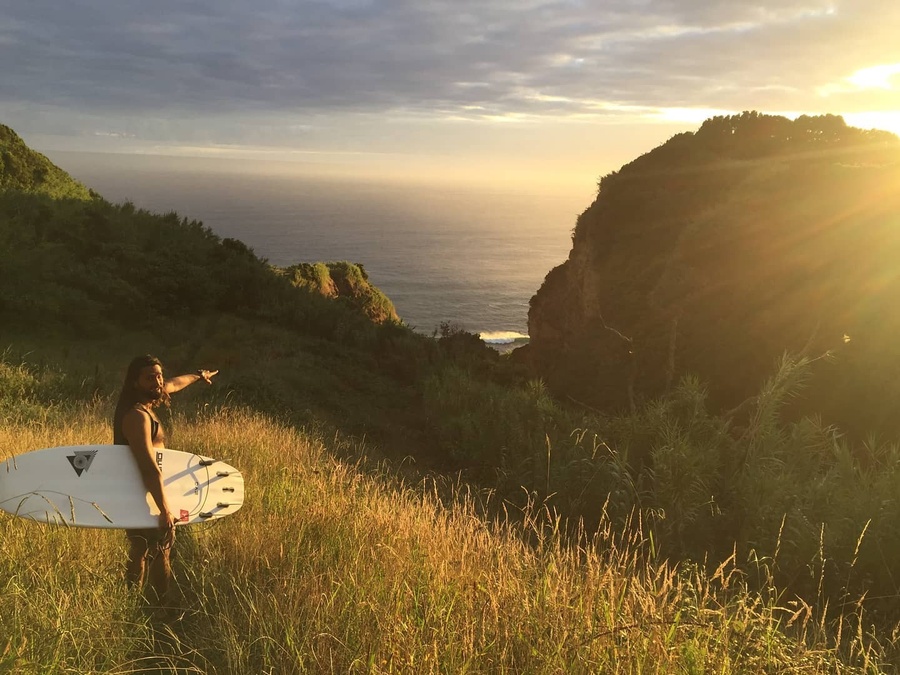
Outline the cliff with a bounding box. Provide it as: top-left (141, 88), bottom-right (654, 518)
top-left (275, 261), bottom-right (399, 324)
top-left (526, 112), bottom-right (900, 435)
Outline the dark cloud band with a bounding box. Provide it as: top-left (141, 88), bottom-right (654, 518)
top-left (1, 0), bottom-right (897, 141)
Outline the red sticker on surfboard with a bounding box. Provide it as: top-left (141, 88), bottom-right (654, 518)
top-left (180, 509), bottom-right (189, 522)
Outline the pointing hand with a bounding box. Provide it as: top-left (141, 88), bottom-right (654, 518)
top-left (197, 369), bottom-right (219, 384)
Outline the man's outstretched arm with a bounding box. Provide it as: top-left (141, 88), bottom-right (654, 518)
top-left (164, 368), bottom-right (218, 394)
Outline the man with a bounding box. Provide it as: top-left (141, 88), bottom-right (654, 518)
top-left (112, 354), bottom-right (218, 604)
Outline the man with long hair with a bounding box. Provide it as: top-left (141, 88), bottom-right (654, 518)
top-left (113, 354), bottom-right (218, 604)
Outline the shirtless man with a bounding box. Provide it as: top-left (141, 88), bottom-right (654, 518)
top-left (112, 354), bottom-right (218, 603)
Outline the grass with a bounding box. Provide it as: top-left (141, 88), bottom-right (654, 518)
top-left (0, 393), bottom-right (892, 674)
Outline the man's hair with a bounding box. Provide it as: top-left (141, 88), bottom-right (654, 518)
top-left (113, 355), bottom-right (171, 438)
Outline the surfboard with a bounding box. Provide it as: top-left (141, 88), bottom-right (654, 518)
top-left (0, 445), bottom-right (244, 529)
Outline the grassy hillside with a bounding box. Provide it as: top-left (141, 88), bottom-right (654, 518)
top-left (0, 125), bottom-right (91, 200)
top-left (0, 359), bottom-right (888, 673)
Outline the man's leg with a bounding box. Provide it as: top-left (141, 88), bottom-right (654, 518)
top-left (147, 538), bottom-right (173, 605)
top-left (125, 529), bottom-right (150, 588)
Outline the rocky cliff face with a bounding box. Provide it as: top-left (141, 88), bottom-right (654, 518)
top-left (526, 112), bottom-right (900, 435)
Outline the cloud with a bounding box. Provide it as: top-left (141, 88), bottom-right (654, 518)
top-left (1, 0), bottom-right (898, 148)
top-left (93, 131), bottom-right (136, 138)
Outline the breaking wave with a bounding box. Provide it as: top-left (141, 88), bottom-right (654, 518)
top-left (479, 331), bottom-right (530, 345)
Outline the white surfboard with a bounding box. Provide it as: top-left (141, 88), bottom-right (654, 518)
top-left (0, 445), bottom-right (244, 529)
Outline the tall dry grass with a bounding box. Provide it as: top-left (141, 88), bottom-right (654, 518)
top-left (0, 395), bottom-right (890, 673)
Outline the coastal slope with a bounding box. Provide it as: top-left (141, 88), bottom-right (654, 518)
top-left (526, 112), bottom-right (900, 434)
top-left (0, 124), bottom-right (91, 200)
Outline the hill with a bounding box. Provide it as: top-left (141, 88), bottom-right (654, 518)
top-left (0, 357), bottom-right (887, 673)
top-left (0, 124), bottom-right (91, 200)
top-left (0, 121), bottom-right (399, 339)
top-left (526, 112), bottom-right (900, 436)
top-left (0, 194), bottom-right (400, 340)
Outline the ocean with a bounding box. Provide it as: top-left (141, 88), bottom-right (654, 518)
top-left (53, 152), bottom-right (592, 345)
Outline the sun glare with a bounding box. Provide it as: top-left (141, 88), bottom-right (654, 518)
top-left (847, 64), bottom-right (900, 91)
top-left (819, 63), bottom-right (900, 98)
top-left (844, 112), bottom-right (900, 138)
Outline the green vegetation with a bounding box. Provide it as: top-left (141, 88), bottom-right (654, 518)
top-left (276, 261), bottom-right (399, 323)
top-left (529, 112), bottom-right (900, 437)
top-left (596, 111), bottom-right (897, 197)
top-left (0, 190), bottom-right (405, 346)
top-left (4, 121), bottom-right (900, 671)
top-left (0, 125), bottom-right (91, 200)
top-left (0, 358), bottom-right (890, 673)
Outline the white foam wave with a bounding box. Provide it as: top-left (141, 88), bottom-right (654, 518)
top-left (479, 331), bottom-right (530, 345)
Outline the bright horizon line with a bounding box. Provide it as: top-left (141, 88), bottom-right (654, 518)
top-left (55, 107), bottom-right (900, 162)
top-left (38, 106), bottom-right (900, 197)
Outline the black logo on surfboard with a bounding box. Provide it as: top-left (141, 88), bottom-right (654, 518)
top-left (67, 450), bottom-right (98, 477)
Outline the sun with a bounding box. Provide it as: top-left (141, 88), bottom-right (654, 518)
top-left (844, 111), bottom-right (900, 138)
top-left (819, 63), bottom-right (900, 137)
top-left (847, 64), bottom-right (900, 91)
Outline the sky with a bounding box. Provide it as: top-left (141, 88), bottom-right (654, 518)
top-left (2, 0), bottom-right (899, 189)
